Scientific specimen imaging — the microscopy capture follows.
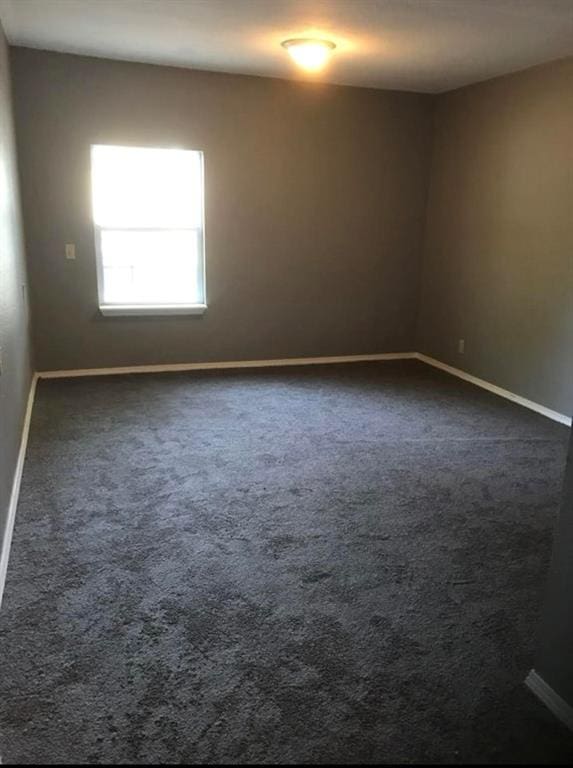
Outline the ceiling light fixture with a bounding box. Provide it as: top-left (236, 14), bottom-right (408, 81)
top-left (281, 38), bottom-right (336, 72)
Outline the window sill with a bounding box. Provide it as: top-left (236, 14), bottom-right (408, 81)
top-left (99, 304), bottom-right (207, 317)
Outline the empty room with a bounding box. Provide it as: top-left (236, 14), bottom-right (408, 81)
top-left (1, 0), bottom-right (573, 764)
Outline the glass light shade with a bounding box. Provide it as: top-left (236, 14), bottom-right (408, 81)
top-left (281, 38), bottom-right (336, 72)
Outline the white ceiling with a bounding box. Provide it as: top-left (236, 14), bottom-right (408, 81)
top-left (1, 0), bottom-right (572, 93)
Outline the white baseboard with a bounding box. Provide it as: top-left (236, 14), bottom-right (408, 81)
top-left (37, 352), bottom-right (417, 379)
top-left (0, 373), bottom-right (38, 610)
top-left (37, 351), bottom-right (571, 427)
top-left (525, 669), bottom-right (573, 732)
top-left (415, 354), bottom-right (572, 427)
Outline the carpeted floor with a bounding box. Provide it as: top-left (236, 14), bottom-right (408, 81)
top-left (1, 359), bottom-right (572, 764)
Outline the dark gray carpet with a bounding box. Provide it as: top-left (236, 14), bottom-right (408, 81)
top-left (1, 360), bottom-right (573, 764)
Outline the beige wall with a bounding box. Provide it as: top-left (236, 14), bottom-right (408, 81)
top-left (0, 27), bottom-right (33, 552)
top-left (10, 47), bottom-right (433, 371)
top-left (417, 58), bottom-right (573, 416)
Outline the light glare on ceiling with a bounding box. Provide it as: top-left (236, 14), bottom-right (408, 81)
top-left (281, 38), bottom-right (336, 72)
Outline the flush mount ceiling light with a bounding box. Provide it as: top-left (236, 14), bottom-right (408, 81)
top-left (281, 38), bottom-right (336, 72)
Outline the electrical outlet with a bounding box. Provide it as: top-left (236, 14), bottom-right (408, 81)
top-left (458, 339), bottom-right (465, 354)
top-left (65, 243), bottom-right (76, 260)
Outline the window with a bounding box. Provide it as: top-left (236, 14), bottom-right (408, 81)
top-left (91, 144), bottom-right (206, 316)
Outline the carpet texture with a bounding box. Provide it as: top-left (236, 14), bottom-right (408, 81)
top-left (1, 360), bottom-right (572, 764)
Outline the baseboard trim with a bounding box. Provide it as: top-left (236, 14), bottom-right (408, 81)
top-left (525, 669), bottom-right (573, 732)
top-left (415, 354), bottom-right (571, 427)
top-left (0, 373), bottom-right (38, 610)
top-left (37, 352), bottom-right (417, 379)
top-left (35, 351), bottom-right (571, 427)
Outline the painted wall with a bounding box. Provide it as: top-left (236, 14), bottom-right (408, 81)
top-left (536, 428), bottom-right (573, 708)
top-left (10, 47), bottom-right (433, 371)
top-left (417, 58), bottom-right (573, 416)
top-left (0, 26), bottom-right (33, 556)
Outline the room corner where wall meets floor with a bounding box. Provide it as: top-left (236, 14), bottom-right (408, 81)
top-left (35, 350), bottom-right (572, 427)
top-left (416, 56), bottom-right (573, 418)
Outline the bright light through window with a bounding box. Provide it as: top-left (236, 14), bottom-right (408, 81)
top-left (91, 145), bottom-right (205, 315)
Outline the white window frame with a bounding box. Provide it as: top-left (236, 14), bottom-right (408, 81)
top-left (91, 145), bottom-right (207, 317)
